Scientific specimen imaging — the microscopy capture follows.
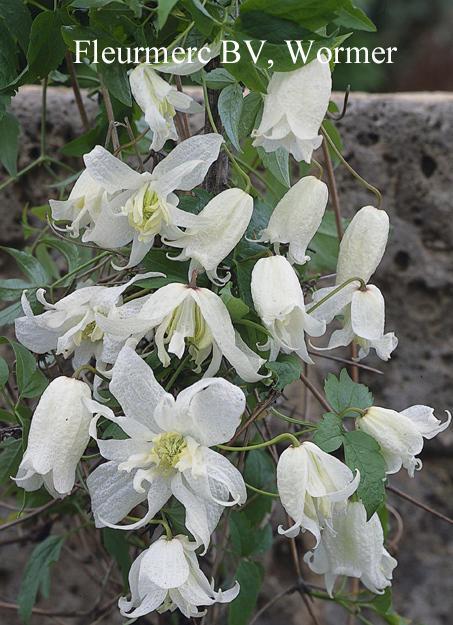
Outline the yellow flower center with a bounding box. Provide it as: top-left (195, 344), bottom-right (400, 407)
top-left (123, 183), bottom-right (170, 243)
top-left (150, 431), bottom-right (188, 476)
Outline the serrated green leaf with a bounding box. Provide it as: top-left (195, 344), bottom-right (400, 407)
top-left (164, 498), bottom-right (194, 539)
top-left (0, 338), bottom-right (48, 399)
top-left (245, 198), bottom-right (273, 241)
top-left (0, 247), bottom-right (53, 285)
top-left (265, 354), bottom-right (302, 391)
top-left (0, 300), bottom-right (28, 326)
top-left (239, 0), bottom-right (347, 24)
top-left (333, 1), bottom-right (376, 32)
top-left (0, 0), bottom-right (32, 52)
top-left (238, 91), bottom-right (263, 139)
top-left (223, 38), bottom-right (268, 93)
top-left (220, 283), bottom-right (249, 321)
top-left (0, 21), bottom-right (18, 89)
top-left (0, 437), bottom-right (22, 487)
top-left (0, 408), bottom-right (17, 423)
top-left (252, 523), bottom-right (273, 555)
top-left (243, 448), bottom-right (276, 524)
top-left (229, 510), bottom-right (256, 557)
top-left (18, 535), bottom-right (64, 625)
top-left (312, 412), bottom-right (344, 452)
top-left (98, 58), bottom-right (132, 107)
top-left (307, 211), bottom-right (342, 271)
top-left (103, 528), bottom-right (131, 592)
top-left (157, 0), bottom-right (179, 29)
top-left (343, 430), bottom-right (386, 519)
top-left (139, 250), bottom-right (190, 288)
top-left (0, 111), bottom-right (19, 176)
top-left (177, 188), bottom-right (212, 215)
top-left (27, 11), bottom-right (67, 81)
top-left (228, 559), bottom-right (265, 625)
top-left (257, 146), bottom-right (291, 188)
top-left (0, 356), bottom-right (9, 388)
top-left (234, 258), bottom-right (255, 311)
top-left (204, 67), bottom-right (236, 90)
top-left (324, 369), bottom-right (373, 418)
top-left (218, 83), bottom-right (243, 152)
top-left (40, 237), bottom-right (80, 277)
top-left (0, 278), bottom-right (31, 302)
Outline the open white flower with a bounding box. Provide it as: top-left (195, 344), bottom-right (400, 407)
top-left (254, 176), bottom-right (328, 265)
top-left (164, 188), bottom-right (254, 284)
top-left (14, 377), bottom-right (91, 498)
top-left (119, 534), bottom-right (239, 618)
top-left (130, 65), bottom-right (204, 152)
top-left (82, 134), bottom-right (224, 268)
top-left (14, 273), bottom-right (161, 370)
top-left (86, 343), bottom-right (247, 550)
top-left (49, 170), bottom-right (104, 238)
top-left (304, 501), bottom-right (398, 596)
top-left (251, 255), bottom-right (325, 363)
top-left (94, 282), bottom-right (266, 382)
top-left (277, 441), bottom-right (360, 546)
top-left (252, 57), bottom-right (331, 163)
top-left (356, 405), bottom-right (451, 477)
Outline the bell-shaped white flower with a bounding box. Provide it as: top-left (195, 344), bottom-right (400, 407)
top-left (252, 57), bottom-right (331, 163)
top-left (119, 534), bottom-right (239, 618)
top-left (164, 188), bottom-right (254, 284)
top-left (94, 282), bottom-right (266, 382)
top-left (251, 256), bottom-right (325, 363)
top-left (356, 405), bottom-right (451, 477)
top-left (129, 65), bottom-right (204, 152)
top-left (86, 343), bottom-right (247, 550)
top-left (14, 377), bottom-right (92, 498)
top-left (310, 283), bottom-right (398, 361)
top-left (277, 441), bottom-right (360, 546)
top-left (81, 134), bottom-right (224, 268)
top-left (254, 176), bottom-right (328, 265)
top-left (49, 170), bottom-right (104, 238)
top-left (304, 501), bottom-right (398, 597)
top-left (14, 273), bottom-right (161, 370)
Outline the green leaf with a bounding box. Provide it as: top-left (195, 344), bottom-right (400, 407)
top-left (243, 448), bottom-right (276, 524)
top-left (257, 146), bottom-right (290, 188)
top-left (157, 0), bottom-right (179, 29)
top-left (0, 21), bottom-right (18, 89)
top-left (234, 258), bottom-right (255, 311)
top-left (252, 524), bottom-right (273, 555)
top-left (18, 535), bottom-right (64, 625)
top-left (0, 338), bottom-right (49, 399)
top-left (98, 59), bottom-right (132, 107)
top-left (139, 250), bottom-right (192, 289)
top-left (177, 188), bottom-right (212, 215)
top-left (218, 83), bottom-right (243, 152)
top-left (220, 283), bottom-right (249, 321)
top-left (229, 510), bottom-right (256, 558)
top-left (0, 408), bottom-right (17, 423)
top-left (0, 111), bottom-right (19, 176)
top-left (0, 356), bottom-right (8, 388)
top-left (0, 247), bottom-right (53, 285)
top-left (307, 210), bottom-right (341, 271)
top-left (27, 11), bottom-right (67, 81)
top-left (0, 91), bottom-right (12, 122)
top-left (204, 67), bottom-right (236, 90)
top-left (245, 198), bottom-right (273, 240)
top-left (223, 38), bottom-right (268, 93)
top-left (228, 559), bottom-right (265, 625)
top-left (102, 528), bottom-right (131, 592)
top-left (0, 300), bottom-right (29, 326)
top-left (238, 91), bottom-right (263, 139)
top-left (333, 1), bottom-right (376, 32)
top-left (265, 354), bottom-right (302, 391)
top-left (0, 278), bottom-right (30, 302)
top-left (40, 237), bottom-right (80, 277)
top-left (164, 498), bottom-right (194, 539)
top-left (312, 412), bottom-right (344, 452)
top-left (324, 369), bottom-right (373, 418)
top-left (0, 0), bottom-right (32, 52)
top-left (0, 437), bottom-right (22, 487)
top-left (343, 430), bottom-right (386, 519)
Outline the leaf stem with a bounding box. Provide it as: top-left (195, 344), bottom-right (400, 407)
top-left (307, 276), bottom-right (367, 314)
top-left (218, 431), bottom-right (300, 451)
top-left (245, 482), bottom-right (279, 498)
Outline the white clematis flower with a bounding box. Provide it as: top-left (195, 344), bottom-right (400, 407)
top-left (86, 343), bottom-right (247, 550)
top-left (252, 57), bottom-right (331, 163)
top-left (356, 405), bottom-right (451, 477)
top-left (277, 441), bottom-right (360, 546)
top-left (254, 176), bottom-right (328, 265)
top-left (251, 255), bottom-right (326, 363)
top-left (14, 377), bottom-right (91, 498)
top-left (129, 65), bottom-right (204, 152)
top-left (119, 534), bottom-right (239, 618)
top-left (81, 134), bottom-right (224, 268)
top-left (304, 501), bottom-right (398, 597)
top-left (49, 170), bottom-right (104, 238)
top-left (164, 188), bottom-right (254, 284)
top-left (14, 273), bottom-right (161, 370)
top-left (94, 282), bottom-right (266, 382)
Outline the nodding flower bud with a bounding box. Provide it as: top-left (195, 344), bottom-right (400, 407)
top-left (14, 377), bottom-right (92, 498)
top-left (335, 205), bottom-right (389, 286)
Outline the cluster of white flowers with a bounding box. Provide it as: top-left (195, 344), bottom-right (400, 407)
top-left (10, 54), bottom-right (451, 620)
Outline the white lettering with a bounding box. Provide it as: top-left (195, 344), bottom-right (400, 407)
top-left (171, 47), bottom-right (186, 63)
top-left (74, 40), bottom-right (91, 64)
top-left (387, 47), bottom-right (397, 63)
top-left (317, 48), bottom-right (332, 63)
top-left (102, 47), bottom-right (115, 64)
top-left (133, 47), bottom-right (145, 64)
top-left (285, 40), bottom-right (315, 64)
top-left (118, 47), bottom-right (133, 64)
top-left (198, 46), bottom-right (211, 63)
top-left (244, 40), bottom-right (266, 64)
top-left (346, 47), bottom-right (369, 64)
top-left (144, 47), bottom-right (168, 64)
top-left (334, 46), bottom-right (344, 64)
top-left (221, 40), bottom-right (240, 63)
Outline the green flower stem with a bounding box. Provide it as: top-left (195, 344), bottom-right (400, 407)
top-left (50, 251), bottom-right (112, 296)
top-left (72, 365), bottom-right (110, 382)
top-left (150, 517), bottom-right (173, 540)
top-left (311, 158), bottom-right (323, 179)
top-left (164, 353), bottom-right (192, 392)
top-left (245, 482), bottom-right (279, 498)
top-left (307, 276), bottom-right (367, 314)
top-left (233, 155), bottom-right (280, 202)
top-left (321, 127), bottom-right (383, 208)
top-left (218, 431), bottom-right (301, 452)
top-left (123, 288), bottom-right (152, 303)
top-left (270, 407), bottom-right (315, 427)
top-left (64, 521), bottom-right (94, 539)
top-left (338, 407), bottom-right (365, 419)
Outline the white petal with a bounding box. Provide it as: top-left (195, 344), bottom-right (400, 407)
top-left (351, 285), bottom-right (385, 341)
top-left (400, 405), bottom-right (452, 439)
top-left (142, 536), bottom-right (190, 589)
top-left (84, 145), bottom-right (150, 194)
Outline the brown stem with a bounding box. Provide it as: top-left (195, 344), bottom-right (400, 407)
top-left (386, 484), bottom-right (453, 526)
top-left (307, 350), bottom-right (384, 375)
top-left (65, 49), bottom-right (90, 133)
top-left (99, 74), bottom-right (121, 156)
top-left (124, 117), bottom-right (145, 172)
top-left (299, 370), bottom-right (332, 413)
top-left (321, 132), bottom-right (343, 240)
top-left (226, 390), bottom-right (280, 446)
top-left (175, 76), bottom-right (191, 139)
top-left (0, 498), bottom-right (59, 532)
